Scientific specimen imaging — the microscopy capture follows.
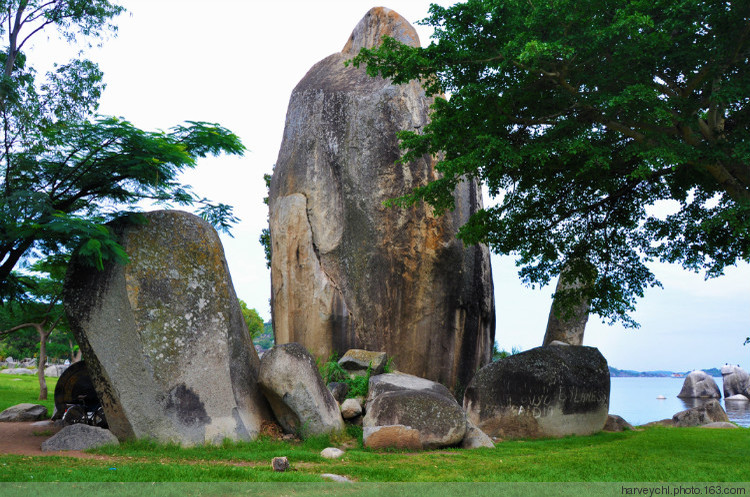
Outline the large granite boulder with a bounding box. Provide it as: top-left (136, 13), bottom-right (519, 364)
top-left (258, 343), bottom-right (345, 437)
top-left (0, 403), bottom-right (48, 422)
top-left (363, 389), bottom-right (466, 449)
top-left (463, 345), bottom-right (610, 439)
top-left (677, 370), bottom-right (722, 398)
top-left (63, 210), bottom-right (272, 445)
top-left (41, 424), bottom-right (119, 451)
top-left (268, 7), bottom-right (495, 395)
top-left (721, 365), bottom-right (750, 399)
top-left (672, 399), bottom-right (730, 427)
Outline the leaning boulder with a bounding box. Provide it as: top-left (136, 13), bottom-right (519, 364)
top-left (721, 365), bottom-right (750, 399)
top-left (268, 7), bottom-right (495, 395)
top-left (463, 345), bottom-right (610, 439)
top-left (63, 210), bottom-right (272, 445)
top-left (363, 389), bottom-right (466, 449)
top-left (0, 403), bottom-right (48, 422)
top-left (677, 370), bottom-right (721, 398)
top-left (672, 399), bottom-right (729, 427)
top-left (258, 343), bottom-right (345, 437)
top-left (41, 423), bottom-right (119, 451)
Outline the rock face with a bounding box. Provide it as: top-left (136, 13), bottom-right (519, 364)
top-left (366, 373), bottom-right (455, 407)
top-left (363, 424), bottom-right (422, 450)
top-left (672, 399), bottom-right (730, 427)
top-left (63, 210), bottom-right (271, 445)
top-left (677, 370), bottom-right (722, 398)
top-left (268, 7), bottom-right (495, 394)
top-left (363, 389), bottom-right (466, 449)
top-left (463, 346), bottom-right (610, 439)
top-left (41, 424), bottom-right (119, 451)
top-left (258, 343), bottom-right (345, 437)
top-left (721, 365), bottom-right (750, 399)
top-left (0, 403), bottom-right (48, 422)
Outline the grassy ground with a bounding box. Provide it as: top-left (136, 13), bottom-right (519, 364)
top-left (0, 373), bottom-right (57, 414)
top-left (1, 374), bottom-right (749, 483)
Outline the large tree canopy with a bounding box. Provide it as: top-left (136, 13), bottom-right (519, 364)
top-left (352, 0), bottom-right (750, 326)
top-left (0, 0), bottom-right (246, 300)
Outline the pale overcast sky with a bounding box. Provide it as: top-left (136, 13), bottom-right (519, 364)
top-left (33, 1), bottom-right (749, 372)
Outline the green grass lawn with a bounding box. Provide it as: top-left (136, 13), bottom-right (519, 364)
top-left (1, 373), bottom-right (748, 483)
top-left (0, 373), bottom-right (57, 414)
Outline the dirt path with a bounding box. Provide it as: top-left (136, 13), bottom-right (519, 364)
top-left (0, 421), bottom-right (103, 458)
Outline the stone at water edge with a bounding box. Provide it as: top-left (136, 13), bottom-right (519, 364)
top-left (258, 343), bottom-right (345, 437)
top-left (677, 370), bottom-right (721, 398)
top-left (721, 365), bottom-right (750, 398)
top-left (672, 399), bottom-right (729, 427)
top-left (63, 210), bottom-right (272, 445)
top-left (268, 6), bottom-right (495, 396)
top-left (0, 403), bottom-right (48, 422)
top-left (463, 345), bottom-right (610, 439)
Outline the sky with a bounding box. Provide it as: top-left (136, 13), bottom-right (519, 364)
top-left (31, 0), bottom-right (749, 372)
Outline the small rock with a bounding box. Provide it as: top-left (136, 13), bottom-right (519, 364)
top-left (272, 456), bottom-right (290, 472)
top-left (321, 473), bottom-right (353, 483)
top-left (340, 398), bottom-right (362, 419)
top-left (726, 394), bottom-right (749, 401)
top-left (0, 403), bottom-right (48, 422)
top-left (320, 447), bottom-right (345, 459)
top-left (363, 425), bottom-right (422, 450)
top-left (338, 350), bottom-right (387, 375)
top-left (461, 419), bottom-right (494, 449)
top-left (673, 399), bottom-right (729, 427)
top-left (701, 422), bottom-right (738, 429)
top-left (41, 424), bottom-right (119, 451)
top-left (603, 414), bottom-right (634, 432)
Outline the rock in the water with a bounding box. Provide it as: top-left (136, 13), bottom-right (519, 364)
top-left (677, 370), bottom-right (722, 398)
top-left (721, 365), bottom-right (750, 399)
top-left (363, 425), bottom-right (422, 450)
top-left (726, 394), bottom-right (749, 401)
top-left (272, 456), bottom-right (289, 472)
top-left (366, 373), bottom-right (454, 408)
top-left (1, 368), bottom-right (34, 375)
top-left (41, 424), bottom-right (119, 451)
top-left (463, 345), bottom-right (610, 439)
top-left (672, 399), bottom-right (730, 427)
top-left (268, 7), bottom-right (495, 395)
top-left (340, 398), bottom-right (363, 419)
top-left (320, 447), bottom-right (345, 459)
top-left (328, 382), bottom-right (349, 404)
top-left (338, 349), bottom-right (387, 375)
top-left (63, 210), bottom-right (272, 445)
top-left (363, 389), bottom-right (466, 449)
top-left (603, 415), bottom-right (634, 432)
top-left (461, 419), bottom-right (495, 449)
top-left (258, 343), bottom-right (345, 437)
top-left (44, 364), bottom-right (69, 378)
top-left (0, 403), bottom-right (48, 422)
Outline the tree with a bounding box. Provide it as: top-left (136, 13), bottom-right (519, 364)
top-left (0, 1), bottom-right (245, 300)
top-left (238, 299), bottom-right (264, 340)
top-left (351, 0), bottom-right (750, 326)
top-left (0, 256), bottom-right (68, 399)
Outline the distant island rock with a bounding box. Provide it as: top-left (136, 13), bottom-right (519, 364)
top-left (609, 367), bottom-right (722, 378)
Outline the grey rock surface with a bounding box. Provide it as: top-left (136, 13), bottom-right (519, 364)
top-left (320, 447), bottom-right (345, 459)
top-left (1, 368), bottom-right (34, 375)
top-left (272, 456), bottom-right (289, 472)
top-left (366, 373), bottom-right (454, 409)
top-left (677, 370), bottom-right (722, 398)
top-left (321, 474), bottom-right (353, 483)
top-left (363, 389), bottom-right (466, 449)
top-left (461, 419), bottom-right (495, 449)
top-left (338, 349), bottom-right (387, 375)
top-left (258, 343), bottom-right (345, 437)
top-left (268, 6), bottom-right (495, 395)
top-left (721, 365), bottom-right (750, 399)
top-left (340, 398), bottom-right (363, 419)
top-left (463, 345), bottom-right (610, 439)
top-left (44, 364), bottom-right (69, 378)
top-left (63, 210), bottom-right (272, 445)
top-left (700, 422), bottom-right (738, 429)
top-left (328, 382), bottom-right (349, 404)
top-left (603, 414), bottom-right (634, 432)
top-left (0, 403), bottom-right (48, 422)
top-left (41, 424), bottom-right (119, 451)
top-left (672, 399), bottom-right (730, 427)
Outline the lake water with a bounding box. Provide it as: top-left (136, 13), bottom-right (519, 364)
top-left (609, 377), bottom-right (750, 427)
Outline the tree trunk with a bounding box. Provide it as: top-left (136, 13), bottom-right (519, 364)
top-left (35, 325), bottom-right (51, 400)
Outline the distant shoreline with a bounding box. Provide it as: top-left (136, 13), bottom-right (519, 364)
top-left (609, 366), bottom-right (722, 378)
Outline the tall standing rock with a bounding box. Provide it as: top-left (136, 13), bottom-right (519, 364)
top-left (64, 210), bottom-right (272, 444)
top-left (269, 7), bottom-right (495, 394)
